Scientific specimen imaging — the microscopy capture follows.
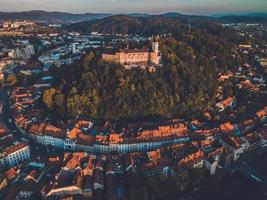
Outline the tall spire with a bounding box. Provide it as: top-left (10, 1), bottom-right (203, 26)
top-left (188, 18), bottom-right (191, 33)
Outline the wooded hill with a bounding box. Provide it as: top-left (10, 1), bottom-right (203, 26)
top-left (43, 16), bottom-right (242, 122)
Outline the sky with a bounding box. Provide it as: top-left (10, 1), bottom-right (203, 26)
top-left (0, 0), bottom-right (267, 15)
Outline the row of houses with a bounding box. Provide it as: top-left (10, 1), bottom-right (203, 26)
top-left (9, 84), bottom-right (267, 155)
top-left (0, 123), bottom-right (31, 170)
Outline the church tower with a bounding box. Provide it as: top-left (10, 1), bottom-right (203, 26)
top-left (152, 35), bottom-right (160, 53)
top-left (150, 35), bottom-right (161, 65)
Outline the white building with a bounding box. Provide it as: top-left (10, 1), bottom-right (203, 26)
top-left (204, 157), bottom-right (219, 175)
top-left (35, 134), bottom-right (65, 148)
top-left (219, 136), bottom-right (247, 165)
top-left (0, 143), bottom-right (31, 168)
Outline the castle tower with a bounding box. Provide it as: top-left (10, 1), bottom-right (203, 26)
top-left (152, 35), bottom-right (160, 53)
top-left (150, 35), bottom-right (161, 65)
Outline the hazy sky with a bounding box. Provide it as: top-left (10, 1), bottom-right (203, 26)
top-left (0, 0), bottom-right (267, 15)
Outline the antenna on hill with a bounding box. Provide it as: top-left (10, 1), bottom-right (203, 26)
top-left (188, 18), bottom-right (192, 33)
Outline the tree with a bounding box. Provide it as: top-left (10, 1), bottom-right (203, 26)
top-left (45, 24), bottom-right (236, 121)
top-left (54, 93), bottom-right (66, 117)
top-left (6, 75), bottom-right (17, 86)
top-left (43, 88), bottom-right (56, 110)
top-left (83, 51), bottom-right (95, 72)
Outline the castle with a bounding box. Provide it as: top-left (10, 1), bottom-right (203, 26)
top-left (102, 37), bottom-right (161, 66)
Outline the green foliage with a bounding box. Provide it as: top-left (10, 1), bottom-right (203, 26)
top-left (6, 75), bottom-right (18, 86)
top-left (54, 93), bottom-right (66, 117)
top-left (67, 15), bottom-right (184, 36)
top-left (44, 21), bottom-right (238, 121)
top-left (140, 168), bottom-right (207, 200)
top-left (43, 88), bottom-right (56, 109)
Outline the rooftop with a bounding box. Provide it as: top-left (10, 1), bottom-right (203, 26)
top-left (1, 143), bottom-right (29, 157)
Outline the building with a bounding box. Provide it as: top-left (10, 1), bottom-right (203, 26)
top-left (238, 44), bottom-right (252, 49)
top-left (4, 184), bottom-right (37, 200)
top-left (204, 157), bottom-right (219, 175)
top-left (0, 123), bottom-right (13, 146)
top-left (220, 122), bottom-right (240, 136)
top-left (259, 125), bottom-right (267, 148)
top-left (178, 150), bottom-right (205, 168)
top-left (0, 143), bottom-right (30, 168)
top-left (216, 96), bottom-right (235, 112)
top-left (256, 106), bottom-right (267, 123)
top-left (203, 143), bottom-right (224, 175)
top-left (2, 21), bottom-right (34, 29)
top-left (0, 173), bottom-right (8, 191)
top-left (29, 123), bottom-right (66, 148)
top-left (102, 36), bottom-right (161, 66)
top-left (8, 45), bottom-right (35, 59)
top-left (241, 132), bottom-right (262, 152)
top-left (219, 135), bottom-right (247, 164)
top-left (45, 153), bottom-right (85, 198)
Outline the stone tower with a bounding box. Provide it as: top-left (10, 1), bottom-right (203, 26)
top-left (152, 35), bottom-right (160, 53)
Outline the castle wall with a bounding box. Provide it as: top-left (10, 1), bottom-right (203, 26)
top-left (102, 54), bottom-right (119, 63)
top-left (149, 52), bottom-right (161, 65)
top-left (102, 44), bottom-right (161, 66)
top-left (118, 52), bottom-right (150, 64)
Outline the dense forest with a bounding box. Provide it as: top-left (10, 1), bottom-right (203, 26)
top-left (66, 14), bottom-right (267, 34)
top-left (44, 16), bottom-right (241, 122)
top-left (67, 15), bottom-right (185, 36)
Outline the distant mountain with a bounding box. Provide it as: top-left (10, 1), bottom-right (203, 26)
top-left (246, 13), bottom-right (267, 17)
top-left (0, 10), bottom-right (111, 23)
top-left (156, 12), bottom-right (267, 24)
top-left (66, 15), bottom-right (188, 35)
top-left (158, 12), bottom-right (184, 18)
top-left (217, 13), bottom-right (267, 24)
top-left (1, 10), bottom-right (266, 25)
top-left (65, 12), bottom-right (220, 35)
top-left (128, 13), bottom-right (151, 18)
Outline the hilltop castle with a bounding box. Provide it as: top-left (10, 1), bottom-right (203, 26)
top-left (102, 36), bottom-right (161, 66)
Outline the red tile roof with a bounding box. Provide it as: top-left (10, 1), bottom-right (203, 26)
top-left (3, 143), bottom-right (29, 156)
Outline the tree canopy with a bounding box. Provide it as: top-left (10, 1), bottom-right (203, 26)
top-left (44, 22), bottom-right (238, 122)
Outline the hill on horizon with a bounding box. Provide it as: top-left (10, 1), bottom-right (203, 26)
top-left (0, 10), bottom-right (267, 24)
top-left (0, 10), bottom-right (111, 23)
top-left (65, 14), bottom-right (218, 35)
